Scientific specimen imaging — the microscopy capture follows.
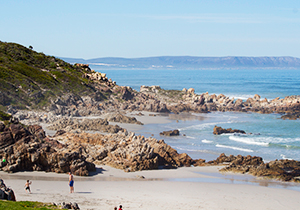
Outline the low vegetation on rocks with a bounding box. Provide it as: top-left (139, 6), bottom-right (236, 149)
top-left (0, 41), bottom-right (115, 110)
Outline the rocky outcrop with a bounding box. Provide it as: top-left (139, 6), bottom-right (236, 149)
top-left (210, 153), bottom-right (300, 182)
top-left (105, 112), bottom-right (143, 125)
top-left (47, 117), bottom-right (126, 134)
top-left (0, 123), bottom-right (95, 176)
top-left (59, 202), bottom-right (80, 210)
top-left (52, 131), bottom-right (195, 172)
top-left (13, 85), bottom-right (300, 129)
top-left (281, 112), bottom-right (300, 120)
top-left (213, 126), bottom-right (246, 135)
top-left (208, 153), bottom-right (263, 166)
top-left (0, 179), bottom-right (16, 201)
top-left (139, 86), bottom-right (300, 118)
top-left (159, 129), bottom-right (180, 136)
top-left (0, 119), bottom-right (199, 174)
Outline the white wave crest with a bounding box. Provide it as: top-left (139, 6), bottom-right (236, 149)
top-left (202, 139), bottom-right (213, 144)
top-left (225, 94), bottom-right (259, 101)
top-left (263, 137), bottom-right (300, 144)
top-left (280, 154), bottom-right (293, 160)
top-left (216, 144), bottom-right (253, 152)
top-left (185, 136), bottom-right (196, 139)
top-left (179, 122), bottom-right (228, 131)
top-left (229, 136), bottom-right (269, 146)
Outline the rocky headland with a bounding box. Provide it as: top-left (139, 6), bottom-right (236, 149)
top-left (1, 42), bottom-right (300, 183)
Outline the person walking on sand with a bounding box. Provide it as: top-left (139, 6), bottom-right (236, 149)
top-left (24, 180), bottom-right (32, 193)
top-left (69, 172), bottom-right (74, 193)
top-left (118, 205), bottom-right (122, 210)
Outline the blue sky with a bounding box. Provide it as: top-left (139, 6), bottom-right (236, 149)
top-left (1, 0), bottom-right (300, 59)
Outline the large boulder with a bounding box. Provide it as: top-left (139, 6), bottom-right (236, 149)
top-left (0, 179), bottom-right (16, 201)
top-left (160, 129), bottom-right (180, 136)
top-left (213, 126), bottom-right (246, 135)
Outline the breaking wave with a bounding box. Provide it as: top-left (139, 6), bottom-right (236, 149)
top-left (229, 136), bottom-right (269, 146)
top-left (216, 144), bottom-right (254, 152)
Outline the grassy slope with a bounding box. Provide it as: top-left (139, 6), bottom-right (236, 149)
top-left (0, 200), bottom-right (60, 209)
top-left (0, 41), bottom-right (99, 110)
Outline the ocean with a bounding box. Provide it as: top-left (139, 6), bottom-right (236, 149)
top-left (93, 68), bottom-right (300, 162)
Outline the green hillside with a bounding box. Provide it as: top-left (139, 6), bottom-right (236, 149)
top-left (0, 41), bottom-right (104, 111)
top-left (0, 200), bottom-right (61, 209)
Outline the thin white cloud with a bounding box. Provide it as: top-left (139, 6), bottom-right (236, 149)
top-left (150, 14), bottom-right (300, 24)
top-left (148, 14), bottom-right (262, 24)
top-left (106, 13), bottom-right (300, 24)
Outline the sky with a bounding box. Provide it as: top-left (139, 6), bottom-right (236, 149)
top-left (1, 0), bottom-right (300, 59)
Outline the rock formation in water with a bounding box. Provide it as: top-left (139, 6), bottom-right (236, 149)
top-left (209, 153), bottom-right (300, 182)
top-left (213, 126), bottom-right (246, 135)
top-left (160, 129), bottom-right (180, 136)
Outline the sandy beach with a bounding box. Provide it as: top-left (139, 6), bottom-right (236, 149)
top-left (1, 165), bottom-right (300, 210)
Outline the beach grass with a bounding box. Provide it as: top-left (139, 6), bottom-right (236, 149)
top-left (0, 200), bottom-right (60, 210)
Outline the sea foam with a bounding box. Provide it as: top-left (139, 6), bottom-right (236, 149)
top-left (229, 136), bottom-right (269, 146)
top-left (202, 139), bottom-right (213, 144)
top-left (216, 144), bottom-right (254, 152)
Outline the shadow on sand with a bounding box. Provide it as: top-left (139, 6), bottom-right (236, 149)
top-left (88, 167), bottom-right (106, 176)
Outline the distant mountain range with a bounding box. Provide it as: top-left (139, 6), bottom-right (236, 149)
top-left (60, 56), bottom-right (300, 70)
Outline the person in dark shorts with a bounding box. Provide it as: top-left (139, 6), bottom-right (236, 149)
top-left (69, 172), bottom-right (74, 193)
top-left (24, 180), bottom-right (32, 193)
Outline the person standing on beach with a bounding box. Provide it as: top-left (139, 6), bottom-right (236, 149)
top-left (24, 180), bottom-right (32, 193)
top-left (118, 205), bottom-right (122, 210)
top-left (69, 172), bottom-right (74, 193)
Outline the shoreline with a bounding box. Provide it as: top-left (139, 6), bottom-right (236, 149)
top-left (2, 165), bottom-right (300, 209)
top-left (2, 165), bottom-right (300, 191)
top-left (2, 111), bottom-right (300, 209)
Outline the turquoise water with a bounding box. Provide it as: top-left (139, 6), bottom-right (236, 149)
top-left (94, 69), bottom-right (300, 100)
top-left (94, 68), bottom-right (300, 161)
top-left (133, 112), bottom-right (300, 161)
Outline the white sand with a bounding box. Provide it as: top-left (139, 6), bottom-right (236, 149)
top-left (1, 165), bottom-right (300, 210)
